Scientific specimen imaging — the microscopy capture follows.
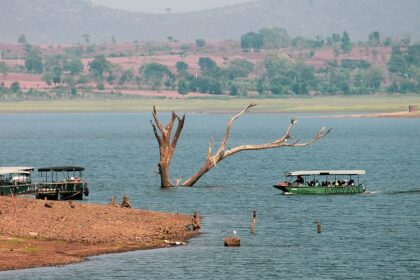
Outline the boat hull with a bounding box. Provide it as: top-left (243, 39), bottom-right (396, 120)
top-left (1, 182), bottom-right (88, 200)
top-left (35, 181), bottom-right (88, 200)
top-left (0, 184), bottom-right (36, 196)
top-left (273, 185), bottom-right (366, 195)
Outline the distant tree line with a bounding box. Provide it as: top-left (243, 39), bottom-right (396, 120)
top-left (1, 30), bottom-right (419, 99)
top-left (240, 27), bottom-right (407, 52)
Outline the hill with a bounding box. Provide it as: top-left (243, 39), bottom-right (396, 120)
top-left (0, 0), bottom-right (419, 43)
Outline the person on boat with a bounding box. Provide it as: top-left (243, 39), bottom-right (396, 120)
top-left (70, 176), bottom-right (81, 182)
top-left (278, 181), bottom-right (288, 187)
top-left (295, 175), bottom-right (304, 185)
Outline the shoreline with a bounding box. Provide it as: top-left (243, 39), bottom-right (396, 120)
top-left (0, 96), bottom-right (419, 114)
top-left (0, 197), bottom-right (199, 271)
top-left (315, 111), bottom-right (420, 118)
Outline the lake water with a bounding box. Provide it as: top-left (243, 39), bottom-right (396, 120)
top-left (0, 113), bottom-right (419, 279)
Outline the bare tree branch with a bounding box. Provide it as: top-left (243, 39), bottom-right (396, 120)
top-left (150, 120), bottom-right (162, 146)
top-left (165, 112), bottom-right (177, 134)
top-left (152, 106), bottom-right (166, 138)
top-left (182, 104), bottom-right (330, 187)
top-left (171, 113), bottom-right (185, 149)
top-left (216, 103), bottom-right (257, 155)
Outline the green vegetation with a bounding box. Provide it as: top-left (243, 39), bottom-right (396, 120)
top-left (1, 29), bottom-right (420, 102)
top-left (195, 39), bottom-right (206, 48)
top-left (240, 32), bottom-right (264, 52)
top-left (64, 59), bottom-right (84, 75)
top-left (341, 31), bottom-right (352, 53)
top-left (387, 44), bottom-right (420, 93)
top-left (259, 27), bottom-right (290, 49)
top-left (140, 63), bottom-right (175, 90)
top-left (10, 81), bottom-right (20, 93)
top-left (0, 62), bottom-right (9, 76)
top-left (89, 55), bottom-right (111, 79)
top-left (368, 31), bottom-right (381, 47)
top-left (24, 44), bottom-right (44, 74)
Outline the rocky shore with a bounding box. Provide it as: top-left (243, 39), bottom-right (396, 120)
top-left (0, 197), bottom-right (198, 271)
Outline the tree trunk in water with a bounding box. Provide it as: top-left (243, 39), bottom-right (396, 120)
top-left (151, 106), bottom-right (185, 187)
top-left (182, 162), bottom-right (213, 187)
top-left (158, 160), bottom-right (173, 188)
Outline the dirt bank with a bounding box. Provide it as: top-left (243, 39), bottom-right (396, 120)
top-left (0, 196), bottom-right (198, 271)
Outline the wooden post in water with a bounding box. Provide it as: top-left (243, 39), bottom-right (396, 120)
top-left (316, 223), bottom-right (322, 234)
top-left (250, 210), bottom-right (256, 234)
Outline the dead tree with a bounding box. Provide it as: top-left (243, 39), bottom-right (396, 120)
top-left (151, 104), bottom-right (330, 188)
top-left (151, 106), bottom-right (185, 187)
top-left (182, 104), bottom-right (331, 186)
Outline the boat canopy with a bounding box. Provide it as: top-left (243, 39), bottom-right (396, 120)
top-left (0, 169), bottom-right (32, 175)
top-left (286, 170), bottom-right (365, 176)
top-left (0, 167), bottom-right (34, 175)
top-left (38, 166), bottom-right (85, 172)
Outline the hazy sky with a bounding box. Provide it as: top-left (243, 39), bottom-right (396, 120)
top-left (91, 0), bottom-right (254, 13)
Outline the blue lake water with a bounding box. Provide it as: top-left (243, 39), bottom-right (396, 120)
top-left (0, 112), bottom-right (419, 279)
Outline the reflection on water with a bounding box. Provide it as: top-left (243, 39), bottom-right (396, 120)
top-left (0, 113), bottom-right (420, 279)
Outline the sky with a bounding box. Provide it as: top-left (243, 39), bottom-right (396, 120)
top-left (91, 0), bottom-right (254, 13)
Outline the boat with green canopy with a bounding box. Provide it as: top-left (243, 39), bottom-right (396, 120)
top-left (273, 170), bottom-right (366, 195)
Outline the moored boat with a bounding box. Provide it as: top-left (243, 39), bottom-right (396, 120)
top-left (0, 167), bottom-right (36, 196)
top-left (273, 170), bottom-right (366, 195)
top-left (36, 166), bottom-right (89, 200)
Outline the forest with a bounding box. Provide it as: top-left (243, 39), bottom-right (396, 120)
top-left (0, 28), bottom-right (419, 100)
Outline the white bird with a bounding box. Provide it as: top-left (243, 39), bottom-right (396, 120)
top-left (233, 230), bottom-right (237, 235)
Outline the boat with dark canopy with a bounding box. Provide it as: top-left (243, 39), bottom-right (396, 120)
top-left (36, 166), bottom-right (89, 200)
top-left (273, 170), bottom-right (366, 195)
